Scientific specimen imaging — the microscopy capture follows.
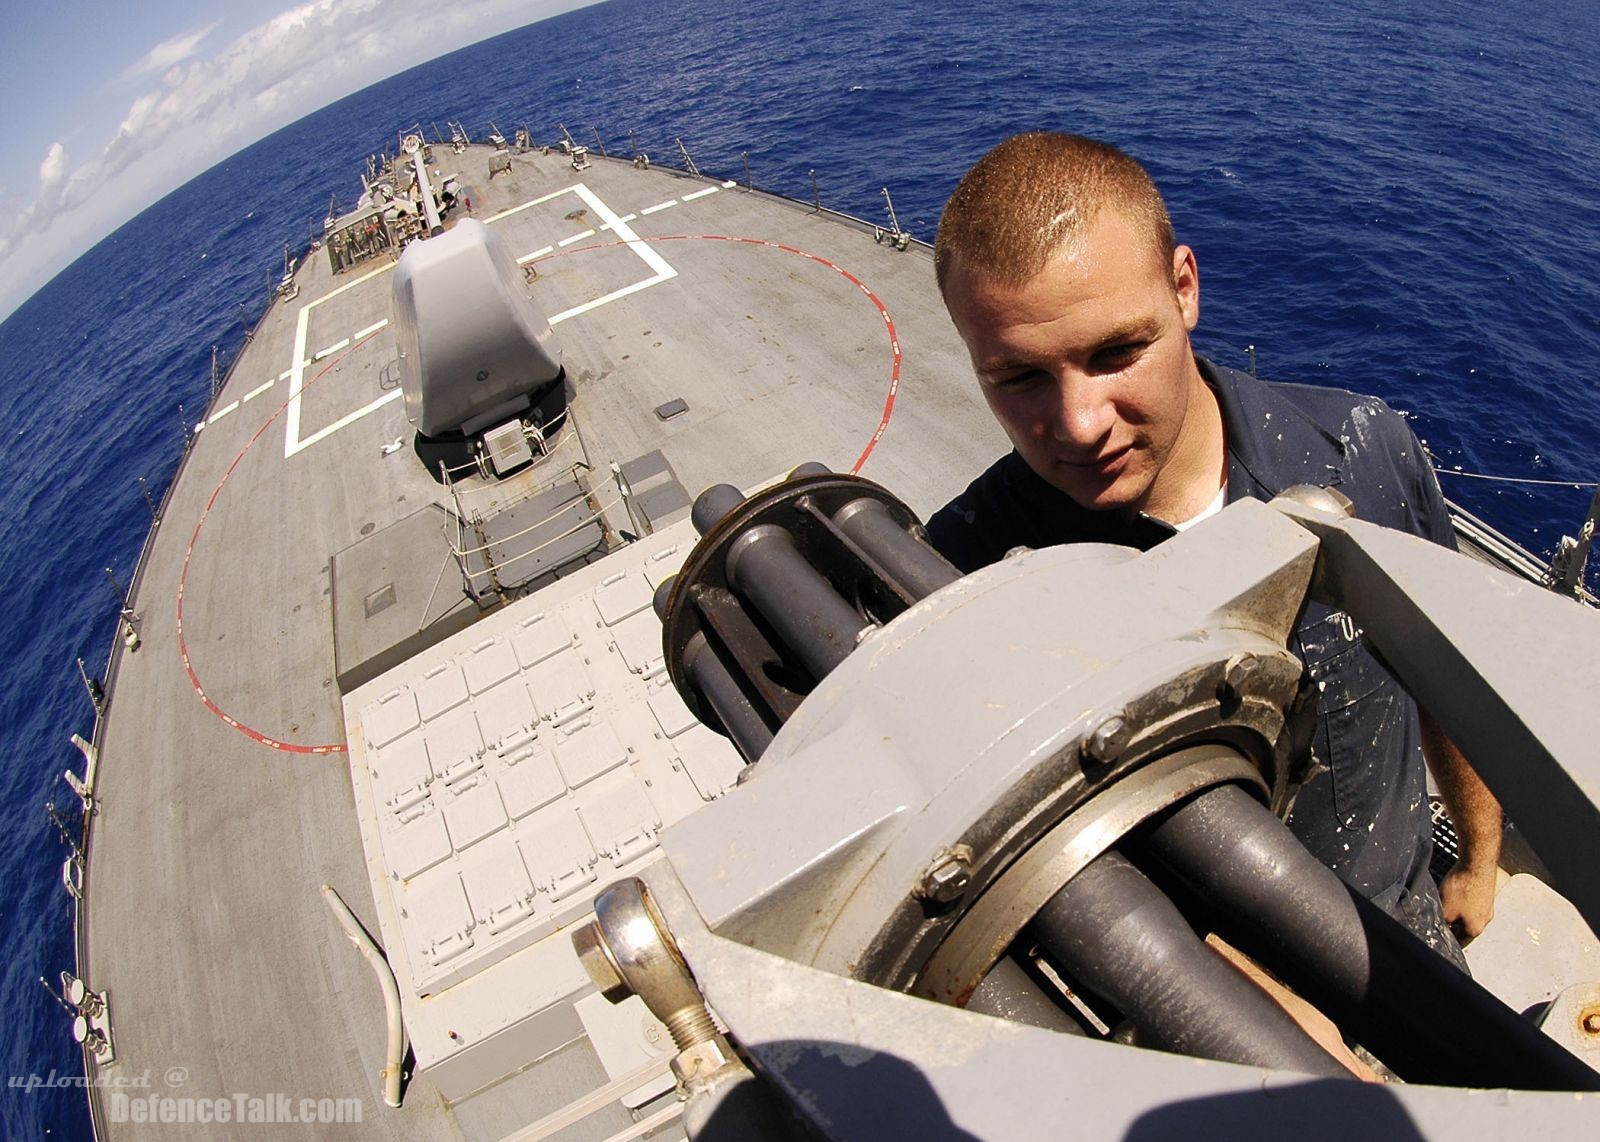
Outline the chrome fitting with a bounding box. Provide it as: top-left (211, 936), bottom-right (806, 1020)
top-left (573, 878), bottom-right (717, 1050)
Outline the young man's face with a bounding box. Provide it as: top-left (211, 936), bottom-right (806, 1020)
top-left (943, 208), bottom-right (1207, 518)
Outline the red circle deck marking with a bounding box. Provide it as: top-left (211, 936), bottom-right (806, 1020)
top-left (535, 234), bottom-right (902, 472)
top-left (184, 236), bottom-right (901, 752)
top-left (177, 332), bottom-right (385, 754)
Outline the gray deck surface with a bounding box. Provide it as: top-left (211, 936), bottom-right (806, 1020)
top-left (331, 503), bottom-right (490, 693)
top-left (81, 141), bottom-right (1006, 1140)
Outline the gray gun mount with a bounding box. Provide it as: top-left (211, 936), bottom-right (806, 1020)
top-left (391, 218), bottom-right (562, 440)
top-left (579, 467), bottom-right (1600, 1138)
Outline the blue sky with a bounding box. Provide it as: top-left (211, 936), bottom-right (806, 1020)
top-left (0, 0), bottom-right (599, 321)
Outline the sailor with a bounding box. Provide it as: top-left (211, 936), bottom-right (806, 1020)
top-left (927, 131), bottom-right (1502, 964)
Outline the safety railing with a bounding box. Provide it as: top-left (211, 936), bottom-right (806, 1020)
top-left (60, 208), bottom-right (319, 1142)
top-left (452, 488), bottom-right (621, 597)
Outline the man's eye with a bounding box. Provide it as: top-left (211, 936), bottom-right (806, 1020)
top-left (1093, 342), bottom-right (1146, 370)
top-left (990, 369), bottom-right (1045, 389)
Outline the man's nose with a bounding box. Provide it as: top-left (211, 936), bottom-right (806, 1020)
top-left (1049, 377), bottom-right (1112, 448)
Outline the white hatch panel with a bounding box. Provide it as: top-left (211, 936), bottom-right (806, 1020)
top-left (342, 517), bottom-right (744, 1082)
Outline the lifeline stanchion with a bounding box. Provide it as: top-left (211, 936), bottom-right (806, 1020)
top-left (676, 137), bottom-right (699, 175)
top-left (138, 476), bottom-right (159, 524)
top-left (77, 657), bottom-right (104, 718)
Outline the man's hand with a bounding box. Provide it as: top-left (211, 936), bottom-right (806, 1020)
top-left (1421, 710), bottom-right (1503, 943)
top-left (1440, 858), bottom-right (1497, 940)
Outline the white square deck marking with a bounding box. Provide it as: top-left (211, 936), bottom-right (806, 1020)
top-left (284, 184), bottom-right (677, 458)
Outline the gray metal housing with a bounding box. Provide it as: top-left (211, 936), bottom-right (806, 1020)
top-left (632, 490), bottom-right (1600, 1136)
top-left (391, 218), bottom-right (561, 437)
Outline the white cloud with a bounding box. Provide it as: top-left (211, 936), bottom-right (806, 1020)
top-left (121, 22), bottom-right (220, 81)
top-left (0, 141), bottom-right (76, 273)
top-left (38, 143), bottom-right (69, 199)
top-left (0, 0), bottom-right (596, 321)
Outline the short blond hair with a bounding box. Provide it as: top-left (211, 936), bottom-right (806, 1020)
top-left (934, 132), bottom-right (1176, 294)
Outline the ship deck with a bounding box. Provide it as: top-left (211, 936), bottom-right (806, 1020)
top-left (76, 137), bottom-right (1600, 1142)
top-left (79, 141), bottom-right (1009, 1139)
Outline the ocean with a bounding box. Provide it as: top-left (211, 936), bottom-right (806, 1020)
top-left (3, 0), bottom-right (1598, 1135)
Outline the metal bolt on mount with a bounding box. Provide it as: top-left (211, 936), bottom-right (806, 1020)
top-left (1219, 652), bottom-right (1261, 705)
top-left (917, 845), bottom-right (973, 904)
top-left (1082, 712), bottom-right (1133, 766)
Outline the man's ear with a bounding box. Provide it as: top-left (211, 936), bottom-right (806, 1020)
top-left (1173, 245), bottom-right (1199, 331)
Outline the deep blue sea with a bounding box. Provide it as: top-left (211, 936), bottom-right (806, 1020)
top-left (3, 0), bottom-right (1598, 1135)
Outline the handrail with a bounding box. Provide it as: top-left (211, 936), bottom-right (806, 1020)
top-left (448, 480), bottom-right (602, 557)
top-left (447, 458), bottom-right (590, 566)
top-left (458, 492), bottom-right (619, 590)
top-left (528, 120), bottom-right (937, 256)
top-left (1435, 467), bottom-right (1599, 489)
top-left (321, 885), bottom-right (406, 1108)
